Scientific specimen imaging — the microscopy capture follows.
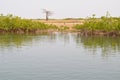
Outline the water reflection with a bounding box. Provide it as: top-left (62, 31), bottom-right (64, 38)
top-left (75, 34), bottom-right (120, 57)
top-left (0, 32), bottom-right (120, 57)
top-left (0, 32), bottom-right (56, 48)
top-left (0, 32), bottom-right (120, 80)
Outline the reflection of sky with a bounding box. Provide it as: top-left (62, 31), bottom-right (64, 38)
top-left (0, 0), bottom-right (119, 18)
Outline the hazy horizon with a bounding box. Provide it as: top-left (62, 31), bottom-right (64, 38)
top-left (0, 0), bottom-right (120, 19)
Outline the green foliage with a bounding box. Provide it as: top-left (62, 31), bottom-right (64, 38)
top-left (75, 12), bottom-right (120, 31)
top-left (58, 26), bottom-right (69, 31)
top-left (0, 14), bottom-right (57, 32)
top-left (63, 18), bottom-right (84, 20)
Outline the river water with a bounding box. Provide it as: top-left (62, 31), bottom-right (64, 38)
top-left (0, 32), bottom-right (120, 80)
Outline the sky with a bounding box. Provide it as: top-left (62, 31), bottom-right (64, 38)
top-left (0, 0), bottom-right (120, 19)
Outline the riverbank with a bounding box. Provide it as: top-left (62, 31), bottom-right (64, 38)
top-left (34, 18), bottom-right (120, 36)
top-left (0, 14), bottom-right (120, 36)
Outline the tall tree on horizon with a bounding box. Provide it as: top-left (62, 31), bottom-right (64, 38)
top-left (43, 9), bottom-right (52, 21)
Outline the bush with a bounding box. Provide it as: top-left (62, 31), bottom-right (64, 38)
top-left (0, 14), bottom-right (57, 32)
top-left (74, 13), bottom-right (120, 31)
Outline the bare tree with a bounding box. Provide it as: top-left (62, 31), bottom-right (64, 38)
top-left (43, 9), bottom-right (52, 21)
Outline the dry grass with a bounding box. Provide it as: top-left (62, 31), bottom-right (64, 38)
top-left (32, 19), bottom-right (84, 31)
top-left (33, 19), bottom-right (84, 27)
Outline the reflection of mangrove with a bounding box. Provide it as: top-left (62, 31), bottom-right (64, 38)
top-left (57, 32), bottom-right (70, 44)
top-left (0, 32), bottom-right (56, 48)
top-left (0, 32), bottom-right (71, 48)
top-left (76, 34), bottom-right (120, 56)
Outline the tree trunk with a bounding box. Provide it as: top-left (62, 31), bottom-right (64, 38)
top-left (46, 12), bottom-right (49, 21)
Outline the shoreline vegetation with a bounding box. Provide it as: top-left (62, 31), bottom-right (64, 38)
top-left (0, 13), bottom-right (120, 36)
top-left (0, 14), bottom-right (58, 34)
top-left (75, 13), bottom-right (120, 36)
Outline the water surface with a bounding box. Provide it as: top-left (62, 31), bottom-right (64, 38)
top-left (0, 32), bottom-right (120, 80)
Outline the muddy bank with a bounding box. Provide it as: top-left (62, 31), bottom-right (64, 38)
top-left (0, 28), bottom-right (120, 37)
top-left (0, 29), bottom-right (57, 34)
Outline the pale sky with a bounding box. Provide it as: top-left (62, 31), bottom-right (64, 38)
top-left (0, 0), bottom-right (120, 19)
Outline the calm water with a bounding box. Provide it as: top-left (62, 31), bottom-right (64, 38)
top-left (0, 32), bottom-right (120, 80)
